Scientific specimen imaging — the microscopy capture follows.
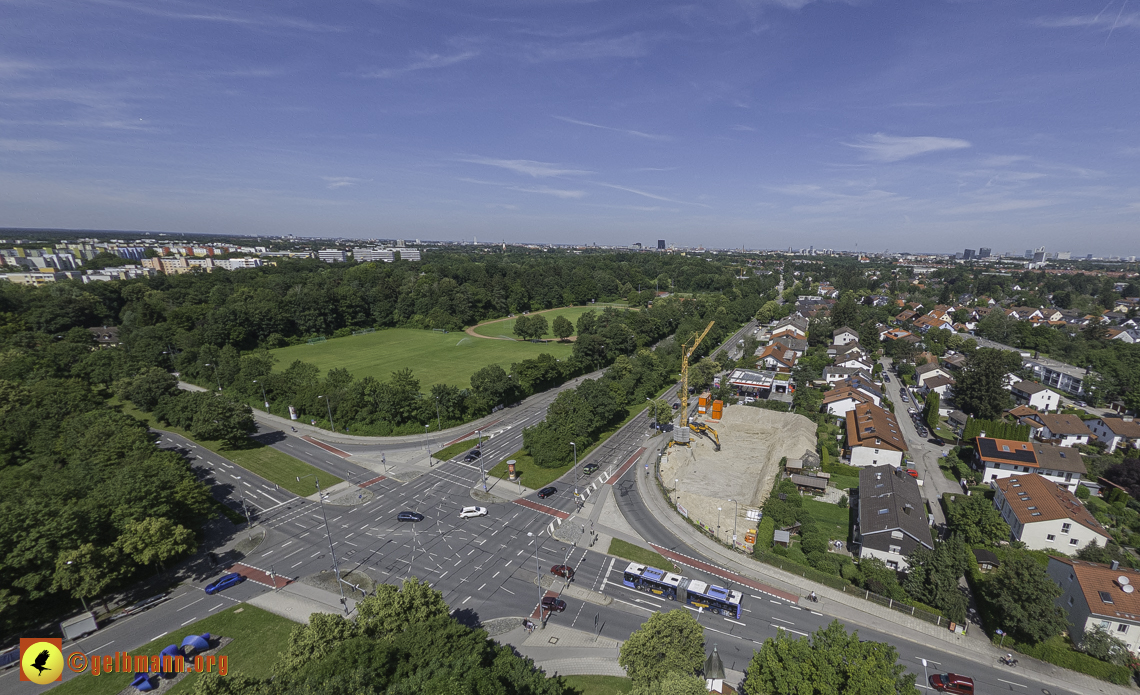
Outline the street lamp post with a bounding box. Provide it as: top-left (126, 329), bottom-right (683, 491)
top-left (253, 380), bottom-right (268, 411)
top-left (233, 476), bottom-right (253, 540)
top-left (729, 498), bottom-right (739, 549)
top-left (204, 363), bottom-right (221, 391)
top-left (318, 395), bottom-right (335, 433)
top-left (528, 532), bottom-right (541, 623)
top-left (477, 429), bottom-right (486, 491)
top-left (65, 560), bottom-right (89, 612)
top-left (570, 442), bottom-right (577, 498)
top-left (435, 397), bottom-right (442, 432)
top-left (675, 479), bottom-right (679, 506)
top-left (717, 507), bottom-right (722, 542)
top-left (299, 474), bottom-right (348, 614)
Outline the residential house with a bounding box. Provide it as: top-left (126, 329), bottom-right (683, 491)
top-left (855, 466), bottom-right (933, 571)
top-left (87, 326), bottom-right (121, 347)
top-left (771, 335), bottom-right (808, 358)
top-left (833, 327), bottom-right (860, 346)
top-left (845, 403), bottom-right (908, 467)
top-left (914, 362), bottom-right (954, 388)
top-left (921, 375), bottom-right (955, 397)
top-left (1025, 413), bottom-right (1095, 446)
top-left (1011, 380), bottom-right (1057, 412)
top-left (941, 353), bottom-right (967, 372)
top-left (824, 388), bottom-right (875, 417)
top-left (1084, 417), bottom-right (1140, 454)
top-left (758, 344), bottom-right (797, 372)
top-left (1048, 557), bottom-right (1140, 657)
top-left (895, 309), bottom-right (917, 323)
top-left (975, 436), bottom-right (1086, 492)
top-left (771, 316), bottom-right (808, 341)
top-left (913, 315), bottom-right (954, 332)
top-left (834, 354), bottom-right (874, 372)
top-left (993, 474), bottom-right (1108, 552)
top-left (823, 366), bottom-right (874, 385)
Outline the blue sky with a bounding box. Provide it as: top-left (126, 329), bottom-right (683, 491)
top-left (2, 1), bottom-right (1138, 254)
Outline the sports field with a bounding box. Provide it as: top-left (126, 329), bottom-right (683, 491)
top-left (270, 328), bottom-right (575, 389)
top-left (472, 305), bottom-right (630, 340)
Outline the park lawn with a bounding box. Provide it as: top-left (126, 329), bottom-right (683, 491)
top-left (606, 538), bottom-right (671, 570)
top-left (472, 306), bottom-right (600, 339)
top-left (270, 328), bottom-right (574, 391)
top-left (114, 399), bottom-right (341, 497)
top-left (51, 604), bottom-right (296, 695)
top-left (802, 498), bottom-right (851, 541)
top-left (562, 675), bottom-right (634, 695)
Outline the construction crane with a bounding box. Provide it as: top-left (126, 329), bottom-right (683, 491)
top-left (674, 320), bottom-right (715, 447)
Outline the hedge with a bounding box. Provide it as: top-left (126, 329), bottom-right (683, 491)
top-left (963, 418), bottom-right (1029, 442)
top-left (1002, 635), bottom-right (1132, 685)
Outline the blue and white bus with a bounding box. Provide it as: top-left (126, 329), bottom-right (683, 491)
top-left (622, 562), bottom-right (743, 619)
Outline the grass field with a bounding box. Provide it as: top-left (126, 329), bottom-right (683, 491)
top-left (270, 328), bottom-right (574, 390)
top-left (114, 399), bottom-right (342, 496)
top-left (562, 675), bottom-right (634, 695)
top-left (51, 604), bottom-right (296, 695)
top-left (802, 498), bottom-right (851, 541)
top-left (607, 538), bottom-right (671, 569)
top-left (472, 306), bottom-right (598, 339)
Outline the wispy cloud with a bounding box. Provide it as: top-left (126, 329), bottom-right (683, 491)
top-left (363, 51), bottom-right (478, 79)
top-left (524, 34), bottom-right (650, 62)
top-left (844, 133), bottom-right (972, 162)
top-left (938, 198), bottom-right (1055, 215)
top-left (0, 139), bottom-right (66, 152)
top-left (1033, 6), bottom-right (1140, 32)
top-left (460, 156), bottom-right (591, 178)
top-left (460, 177), bottom-right (585, 198)
top-left (86, 0), bottom-right (344, 33)
top-left (594, 182), bottom-right (709, 207)
top-left (322, 176), bottom-right (364, 189)
top-left (554, 116), bottom-right (670, 141)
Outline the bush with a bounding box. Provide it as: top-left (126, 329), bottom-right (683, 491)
top-left (1075, 483), bottom-right (1090, 500)
top-left (837, 494), bottom-right (848, 509)
top-left (755, 516), bottom-right (776, 553)
top-left (1010, 635), bottom-right (1133, 685)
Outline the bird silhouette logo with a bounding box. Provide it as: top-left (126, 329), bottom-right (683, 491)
top-left (32, 650), bottom-right (52, 676)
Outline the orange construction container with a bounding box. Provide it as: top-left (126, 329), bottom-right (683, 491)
top-left (709, 400), bottom-right (724, 420)
top-left (698, 393), bottom-right (710, 413)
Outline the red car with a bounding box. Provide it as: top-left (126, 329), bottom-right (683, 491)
top-left (550, 565), bottom-right (575, 579)
top-left (541, 596), bottom-right (566, 613)
top-left (930, 674), bottom-right (973, 694)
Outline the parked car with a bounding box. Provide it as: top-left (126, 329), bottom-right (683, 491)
top-left (883, 374), bottom-right (890, 382)
top-left (929, 673), bottom-right (974, 694)
top-left (541, 596), bottom-right (567, 612)
top-left (583, 463), bottom-right (599, 474)
top-left (537, 487), bottom-right (557, 499)
top-left (550, 565), bottom-right (575, 579)
top-left (672, 402), bottom-right (680, 410)
top-left (463, 450), bottom-right (482, 462)
top-left (205, 572), bottom-right (244, 595)
top-left (459, 506), bottom-right (488, 519)
top-left (397, 511), bottom-right (425, 522)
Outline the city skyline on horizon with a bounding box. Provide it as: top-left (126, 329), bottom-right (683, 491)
top-left (3, 1), bottom-right (1139, 254)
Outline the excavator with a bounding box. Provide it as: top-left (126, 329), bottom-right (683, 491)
top-left (671, 320), bottom-right (721, 451)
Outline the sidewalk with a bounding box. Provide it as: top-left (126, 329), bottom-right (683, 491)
top-left (633, 446), bottom-right (1136, 695)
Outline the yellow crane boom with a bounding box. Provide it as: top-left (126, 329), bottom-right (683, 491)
top-left (679, 320), bottom-right (715, 427)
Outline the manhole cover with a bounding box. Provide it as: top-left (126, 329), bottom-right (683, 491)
top-left (548, 637), bottom-right (559, 645)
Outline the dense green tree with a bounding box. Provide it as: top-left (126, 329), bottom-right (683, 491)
top-left (954, 348), bottom-right (1020, 419)
top-left (552, 314), bottom-right (574, 341)
top-left (903, 535), bottom-right (971, 623)
top-left (619, 609), bottom-right (706, 686)
top-left (114, 366), bottom-right (180, 411)
top-left (115, 516), bottom-right (196, 572)
top-left (275, 612), bottom-right (361, 673)
top-left (743, 620), bottom-right (917, 695)
top-left (944, 494), bottom-right (1008, 546)
top-left (1080, 624), bottom-right (1133, 666)
top-left (984, 551), bottom-right (1068, 644)
top-left (629, 672), bottom-right (708, 695)
top-left (830, 291), bottom-right (860, 331)
top-left (51, 543), bottom-right (124, 610)
top-left (470, 363), bottom-right (515, 413)
top-left (357, 577), bottom-right (452, 638)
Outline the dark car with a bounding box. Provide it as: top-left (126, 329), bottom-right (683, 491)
top-left (550, 565), bottom-right (575, 579)
top-left (541, 596), bottom-right (567, 612)
top-left (537, 486), bottom-right (557, 499)
top-left (672, 402), bottom-right (680, 410)
top-left (463, 450), bottom-right (482, 462)
top-left (583, 463), bottom-right (599, 475)
top-left (205, 572), bottom-right (244, 595)
top-left (883, 374), bottom-right (890, 382)
top-left (929, 673), bottom-right (973, 694)
top-left (397, 511), bottom-right (425, 522)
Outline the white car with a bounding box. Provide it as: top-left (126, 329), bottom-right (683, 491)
top-left (459, 506), bottom-right (488, 519)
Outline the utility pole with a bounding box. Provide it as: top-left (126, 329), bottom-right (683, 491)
top-left (318, 395), bottom-right (335, 432)
top-left (528, 532), bottom-right (541, 625)
top-left (204, 362), bottom-right (221, 391)
top-left (570, 441), bottom-right (577, 499)
top-left (233, 476), bottom-right (253, 540)
top-left (299, 474), bottom-right (348, 614)
top-left (253, 379), bottom-right (268, 411)
top-left (435, 397), bottom-right (442, 432)
top-left (477, 429), bottom-right (486, 491)
top-left (729, 498), bottom-right (738, 549)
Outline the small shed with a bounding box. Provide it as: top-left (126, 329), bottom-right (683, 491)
top-left (704, 645), bottom-right (726, 693)
top-left (785, 458), bottom-right (804, 474)
top-left (789, 474), bottom-right (828, 495)
top-left (773, 530), bottom-right (791, 548)
top-left (972, 548), bottom-right (1000, 572)
top-left (949, 410), bottom-right (969, 428)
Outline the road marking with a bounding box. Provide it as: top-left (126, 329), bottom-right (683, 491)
top-left (292, 561), bottom-right (304, 568)
top-left (84, 640), bottom-right (114, 655)
top-left (723, 618), bottom-right (746, 626)
top-left (181, 618), bottom-right (197, 626)
top-left (177, 597), bottom-right (205, 611)
top-left (478, 584), bottom-right (486, 591)
top-left (996, 679), bottom-right (1026, 688)
top-left (209, 603), bottom-right (224, 611)
top-left (809, 610), bottom-right (822, 616)
top-left (153, 633), bottom-right (168, 641)
top-left (462, 596), bottom-right (471, 604)
top-left (493, 572), bottom-right (500, 578)
top-left (769, 600), bottom-right (781, 604)
top-left (772, 617), bottom-right (794, 624)
top-left (499, 586), bottom-right (514, 595)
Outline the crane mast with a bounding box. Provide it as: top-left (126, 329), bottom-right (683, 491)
top-left (676, 321), bottom-right (714, 444)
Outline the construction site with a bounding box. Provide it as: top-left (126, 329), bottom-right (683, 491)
top-left (662, 405), bottom-right (816, 547)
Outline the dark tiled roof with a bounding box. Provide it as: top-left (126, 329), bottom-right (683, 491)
top-left (858, 465), bottom-right (932, 547)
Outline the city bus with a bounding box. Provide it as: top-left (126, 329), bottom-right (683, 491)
top-left (622, 563), bottom-right (743, 619)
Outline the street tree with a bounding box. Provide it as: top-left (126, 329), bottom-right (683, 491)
top-left (954, 347), bottom-right (1020, 419)
top-left (630, 672), bottom-right (708, 695)
top-left (275, 612), bottom-right (360, 673)
top-left (743, 620), bottom-right (917, 695)
top-left (470, 363), bottom-right (514, 412)
top-left (115, 517), bottom-right (196, 572)
top-left (552, 315), bottom-right (574, 341)
top-left (51, 543), bottom-right (123, 610)
top-left (983, 551), bottom-right (1068, 644)
top-left (619, 609), bottom-right (706, 686)
top-left (830, 291), bottom-right (859, 331)
top-left (357, 577), bottom-right (452, 638)
top-left (903, 535), bottom-right (971, 624)
top-left (923, 391), bottom-right (940, 429)
top-left (190, 393), bottom-right (256, 447)
top-left (944, 494), bottom-right (1008, 546)
top-left (647, 399), bottom-right (673, 427)
top-left (114, 366), bottom-right (180, 412)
